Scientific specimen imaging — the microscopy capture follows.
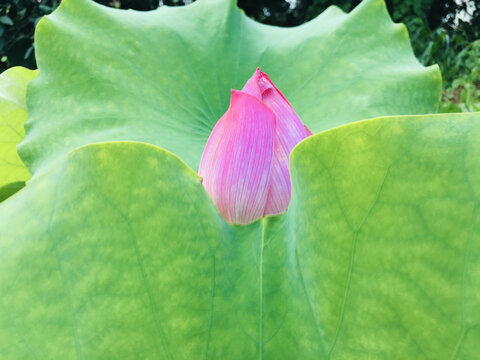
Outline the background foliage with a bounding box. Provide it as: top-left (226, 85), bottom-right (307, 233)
top-left (0, 0), bottom-right (479, 110)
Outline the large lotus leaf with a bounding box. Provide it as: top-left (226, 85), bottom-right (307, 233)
top-left (0, 67), bottom-right (37, 200)
top-left (1, 113), bottom-right (479, 359)
top-left (19, 0), bottom-right (441, 179)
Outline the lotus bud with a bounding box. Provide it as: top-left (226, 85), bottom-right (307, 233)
top-left (199, 68), bottom-right (311, 224)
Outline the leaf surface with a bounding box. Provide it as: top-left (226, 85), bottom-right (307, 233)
top-left (20, 0), bottom-right (441, 178)
top-left (1, 113), bottom-right (479, 359)
top-left (0, 67), bottom-right (36, 197)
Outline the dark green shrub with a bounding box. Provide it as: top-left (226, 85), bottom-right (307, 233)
top-left (0, 0), bottom-right (60, 72)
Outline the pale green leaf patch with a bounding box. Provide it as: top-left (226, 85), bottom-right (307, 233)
top-left (1, 113), bottom-right (479, 358)
top-left (0, 67), bottom-right (37, 199)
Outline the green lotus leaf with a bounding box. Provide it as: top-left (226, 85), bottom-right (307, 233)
top-left (1, 0), bottom-right (477, 357)
top-left (0, 67), bottom-right (37, 198)
top-left (19, 0), bottom-right (441, 179)
top-left (1, 113), bottom-right (479, 358)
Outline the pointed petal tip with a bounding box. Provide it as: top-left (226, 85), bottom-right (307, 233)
top-left (230, 89), bottom-right (248, 100)
top-left (230, 89), bottom-right (250, 101)
top-left (240, 70), bottom-right (263, 100)
top-left (228, 89), bottom-right (276, 122)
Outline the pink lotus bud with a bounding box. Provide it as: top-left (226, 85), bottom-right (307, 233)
top-left (199, 68), bottom-right (311, 224)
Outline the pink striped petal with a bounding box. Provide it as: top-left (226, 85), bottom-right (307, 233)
top-left (199, 90), bottom-right (276, 224)
top-left (241, 68), bottom-right (262, 100)
top-left (249, 70), bottom-right (312, 216)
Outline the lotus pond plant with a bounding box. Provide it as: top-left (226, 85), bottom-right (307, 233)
top-left (0, 0), bottom-right (479, 358)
